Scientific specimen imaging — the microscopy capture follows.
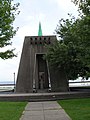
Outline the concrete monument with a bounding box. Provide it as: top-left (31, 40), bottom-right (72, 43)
top-left (16, 23), bottom-right (69, 93)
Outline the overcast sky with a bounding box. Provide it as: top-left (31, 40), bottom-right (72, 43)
top-left (0, 0), bottom-right (78, 83)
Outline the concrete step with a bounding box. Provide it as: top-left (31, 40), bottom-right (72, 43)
top-left (37, 89), bottom-right (49, 93)
top-left (0, 91), bottom-right (90, 101)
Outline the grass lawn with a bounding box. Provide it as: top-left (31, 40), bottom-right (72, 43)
top-left (0, 102), bottom-right (27, 120)
top-left (58, 98), bottom-right (90, 120)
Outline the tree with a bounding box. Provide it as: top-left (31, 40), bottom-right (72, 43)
top-left (0, 0), bottom-right (20, 59)
top-left (45, 0), bottom-right (90, 80)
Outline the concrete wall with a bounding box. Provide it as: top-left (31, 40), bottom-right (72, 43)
top-left (16, 37), bottom-right (33, 92)
top-left (49, 67), bottom-right (69, 92)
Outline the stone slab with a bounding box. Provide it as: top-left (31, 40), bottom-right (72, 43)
top-left (25, 102), bottom-right (43, 111)
top-left (20, 115), bottom-right (44, 120)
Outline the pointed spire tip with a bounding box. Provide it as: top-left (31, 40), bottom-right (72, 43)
top-left (38, 22), bottom-right (42, 36)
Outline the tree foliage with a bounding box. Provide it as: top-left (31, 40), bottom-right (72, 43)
top-left (0, 0), bottom-right (19, 59)
top-left (72, 0), bottom-right (90, 16)
top-left (45, 0), bottom-right (90, 80)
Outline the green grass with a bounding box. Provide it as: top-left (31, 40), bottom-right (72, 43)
top-left (0, 102), bottom-right (27, 120)
top-left (58, 98), bottom-right (90, 120)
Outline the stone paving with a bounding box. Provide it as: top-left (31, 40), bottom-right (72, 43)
top-left (20, 101), bottom-right (71, 120)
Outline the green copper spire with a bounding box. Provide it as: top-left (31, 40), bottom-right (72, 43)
top-left (38, 22), bottom-right (42, 36)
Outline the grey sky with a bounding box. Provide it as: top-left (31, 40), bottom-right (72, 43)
top-left (0, 0), bottom-right (78, 82)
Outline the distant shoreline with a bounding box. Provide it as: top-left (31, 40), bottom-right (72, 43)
top-left (0, 84), bottom-right (14, 86)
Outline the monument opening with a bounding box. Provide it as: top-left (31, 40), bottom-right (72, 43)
top-left (36, 54), bottom-right (49, 91)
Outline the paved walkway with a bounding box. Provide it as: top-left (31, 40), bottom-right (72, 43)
top-left (20, 101), bottom-right (71, 120)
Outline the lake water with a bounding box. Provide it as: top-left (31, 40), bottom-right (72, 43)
top-left (0, 79), bottom-right (90, 92)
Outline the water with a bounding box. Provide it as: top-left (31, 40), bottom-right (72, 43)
top-left (0, 81), bottom-right (14, 92)
top-left (0, 79), bottom-right (90, 92)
